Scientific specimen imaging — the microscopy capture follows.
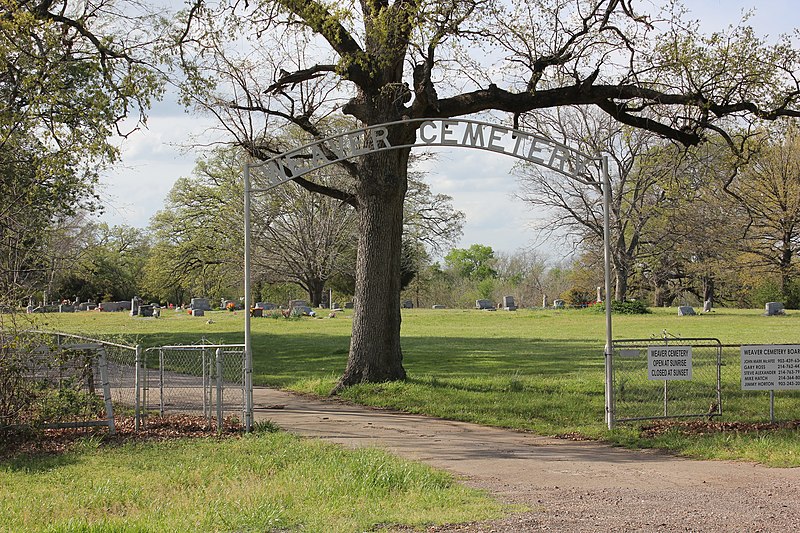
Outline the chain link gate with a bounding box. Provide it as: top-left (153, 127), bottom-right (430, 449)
top-left (611, 337), bottom-right (722, 424)
top-left (144, 344), bottom-right (246, 431)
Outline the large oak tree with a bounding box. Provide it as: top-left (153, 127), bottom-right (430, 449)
top-left (173, 0), bottom-right (800, 392)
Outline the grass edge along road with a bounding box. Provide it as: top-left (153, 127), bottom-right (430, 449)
top-left (0, 428), bottom-right (509, 532)
top-left (41, 307), bottom-right (800, 466)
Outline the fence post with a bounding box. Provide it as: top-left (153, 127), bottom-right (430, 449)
top-left (202, 346), bottom-right (208, 419)
top-left (159, 348), bottom-right (165, 417)
top-left (216, 348), bottom-right (223, 434)
top-left (770, 390), bottom-right (775, 422)
top-left (97, 346), bottom-right (116, 435)
top-left (134, 344), bottom-right (143, 431)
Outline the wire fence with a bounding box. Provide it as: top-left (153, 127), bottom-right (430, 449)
top-left (144, 343), bottom-right (246, 431)
top-left (2, 330), bottom-right (246, 436)
top-left (612, 338), bottom-right (722, 424)
top-left (1, 330), bottom-right (130, 434)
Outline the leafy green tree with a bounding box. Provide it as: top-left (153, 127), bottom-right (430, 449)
top-left (0, 0), bottom-right (161, 306)
top-left (445, 244), bottom-right (497, 281)
top-left (172, 0), bottom-right (800, 390)
top-left (728, 125), bottom-right (800, 307)
top-left (54, 223), bottom-right (150, 303)
top-left (144, 150), bottom-right (244, 304)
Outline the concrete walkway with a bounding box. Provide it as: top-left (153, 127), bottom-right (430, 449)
top-left (252, 386), bottom-right (800, 531)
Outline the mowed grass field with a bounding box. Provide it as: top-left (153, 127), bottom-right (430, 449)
top-left (4, 307), bottom-right (797, 531)
top-left (39, 305), bottom-right (800, 465)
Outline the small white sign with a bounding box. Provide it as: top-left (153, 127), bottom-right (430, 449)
top-left (619, 349), bottom-right (640, 359)
top-left (647, 346), bottom-right (692, 380)
top-left (741, 345), bottom-right (800, 390)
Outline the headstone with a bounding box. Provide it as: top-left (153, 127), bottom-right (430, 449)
top-left (765, 302), bottom-right (785, 316)
top-left (289, 299), bottom-right (308, 309)
top-left (402, 300), bottom-right (414, 309)
top-left (475, 299), bottom-right (494, 310)
top-left (542, 295), bottom-right (548, 308)
top-left (553, 299), bottom-right (565, 309)
top-left (58, 304), bottom-right (75, 313)
top-left (503, 296), bottom-right (517, 311)
top-left (139, 304), bottom-right (154, 317)
top-left (192, 309), bottom-right (205, 317)
top-left (130, 296), bottom-right (141, 316)
top-left (432, 305), bottom-right (446, 309)
top-left (100, 301), bottom-right (129, 312)
top-left (291, 305), bottom-right (314, 316)
top-left (344, 302), bottom-right (354, 309)
top-left (190, 297), bottom-right (211, 311)
top-left (251, 308), bottom-right (263, 317)
top-left (678, 305), bottom-right (696, 316)
top-left (597, 286), bottom-right (603, 303)
top-left (703, 300), bottom-right (713, 313)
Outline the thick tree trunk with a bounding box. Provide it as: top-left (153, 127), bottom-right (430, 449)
top-left (702, 276), bottom-right (714, 307)
top-left (307, 278), bottom-right (325, 307)
top-left (332, 148), bottom-right (408, 393)
top-left (614, 258), bottom-right (629, 302)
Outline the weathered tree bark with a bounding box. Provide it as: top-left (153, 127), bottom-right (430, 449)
top-left (702, 275), bottom-right (715, 308)
top-left (333, 146), bottom-right (410, 392)
top-left (306, 278), bottom-right (325, 307)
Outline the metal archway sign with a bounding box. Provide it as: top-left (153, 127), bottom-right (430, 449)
top-left (242, 118), bottom-right (615, 430)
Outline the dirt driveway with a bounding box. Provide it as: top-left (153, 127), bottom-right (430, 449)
top-left (252, 387), bottom-right (799, 532)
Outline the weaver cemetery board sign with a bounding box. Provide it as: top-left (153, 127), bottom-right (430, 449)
top-left (741, 345), bottom-right (800, 390)
top-left (647, 346), bottom-right (693, 380)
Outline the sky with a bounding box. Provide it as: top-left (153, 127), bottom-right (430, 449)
top-left (98, 1), bottom-right (799, 260)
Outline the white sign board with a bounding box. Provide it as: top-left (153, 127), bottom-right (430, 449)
top-left (741, 345), bottom-right (800, 390)
top-left (647, 346), bottom-right (692, 380)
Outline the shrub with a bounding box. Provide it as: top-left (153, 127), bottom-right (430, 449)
top-left (0, 338), bottom-right (35, 433)
top-left (592, 300), bottom-right (650, 315)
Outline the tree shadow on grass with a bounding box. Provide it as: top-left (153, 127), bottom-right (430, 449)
top-left (129, 329), bottom-right (606, 392)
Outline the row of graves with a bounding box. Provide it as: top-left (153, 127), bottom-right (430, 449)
top-left (475, 296), bottom-right (518, 311)
top-left (250, 300), bottom-right (355, 318)
top-left (26, 298), bottom-right (134, 314)
top-left (676, 301), bottom-right (787, 317)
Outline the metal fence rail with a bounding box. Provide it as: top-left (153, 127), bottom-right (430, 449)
top-left (612, 338), bottom-right (722, 424)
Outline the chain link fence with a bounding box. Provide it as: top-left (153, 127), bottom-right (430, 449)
top-left (1, 330), bottom-right (132, 434)
top-left (144, 343), bottom-right (246, 431)
top-left (612, 338), bottom-right (722, 424)
top-left (2, 330), bottom-right (246, 436)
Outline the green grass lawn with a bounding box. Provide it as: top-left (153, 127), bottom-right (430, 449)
top-left (0, 431), bottom-right (506, 532)
top-left (38, 306), bottom-right (800, 466)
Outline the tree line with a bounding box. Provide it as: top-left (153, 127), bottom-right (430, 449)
top-left (10, 115), bottom-right (800, 313)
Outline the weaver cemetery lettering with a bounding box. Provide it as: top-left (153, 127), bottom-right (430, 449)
top-left (252, 119), bottom-right (595, 188)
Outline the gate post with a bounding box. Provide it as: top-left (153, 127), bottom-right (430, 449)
top-left (243, 162), bottom-right (254, 432)
top-left (216, 348), bottom-right (223, 434)
top-left (134, 344), bottom-right (142, 431)
top-left (98, 346), bottom-right (116, 435)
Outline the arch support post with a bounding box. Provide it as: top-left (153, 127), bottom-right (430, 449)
top-left (602, 156), bottom-right (614, 429)
top-left (243, 163), bottom-right (253, 432)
